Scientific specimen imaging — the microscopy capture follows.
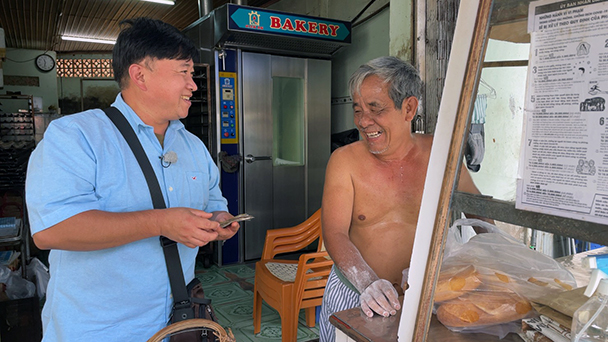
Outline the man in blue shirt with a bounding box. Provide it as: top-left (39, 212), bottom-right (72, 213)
top-left (25, 17), bottom-right (239, 341)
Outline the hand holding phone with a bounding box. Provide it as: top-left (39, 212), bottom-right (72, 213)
top-left (219, 213), bottom-right (254, 228)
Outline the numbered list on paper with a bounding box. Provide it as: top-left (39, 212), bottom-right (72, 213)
top-left (516, 0), bottom-right (608, 224)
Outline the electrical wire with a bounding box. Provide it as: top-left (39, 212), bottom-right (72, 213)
top-left (351, 0), bottom-right (380, 24)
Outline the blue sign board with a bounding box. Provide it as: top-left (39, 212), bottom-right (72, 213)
top-left (228, 4), bottom-right (351, 43)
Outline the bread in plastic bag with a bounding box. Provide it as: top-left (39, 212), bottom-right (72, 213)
top-left (433, 219), bottom-right (576, 338)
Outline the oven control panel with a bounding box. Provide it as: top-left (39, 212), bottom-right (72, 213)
top-left (219, 72), bottom-right (237, 144)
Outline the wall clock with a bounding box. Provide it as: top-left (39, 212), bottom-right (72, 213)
top-left (35, 54), bottom-right (55, 72)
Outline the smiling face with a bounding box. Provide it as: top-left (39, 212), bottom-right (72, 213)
top-left (353, 75), bottom-right (414, 156)
top-left (144, 57), bottom-right (197, 121)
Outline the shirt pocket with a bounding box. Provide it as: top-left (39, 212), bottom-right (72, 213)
top-left (185, 171), bottom-right (208, 210)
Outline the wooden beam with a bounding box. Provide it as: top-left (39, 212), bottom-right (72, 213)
top-left (451, 191), bottom-right (608, 246)
top-left (483, 60), bottom-right (528, 68)
top-left (412, 0), bottom-right (493, 340)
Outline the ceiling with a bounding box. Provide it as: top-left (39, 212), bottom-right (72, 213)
top-left (0, 0), bottom-right (278, 54)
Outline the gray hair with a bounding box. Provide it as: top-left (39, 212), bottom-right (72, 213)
top-left (348, 56), bottom-right (422, 110)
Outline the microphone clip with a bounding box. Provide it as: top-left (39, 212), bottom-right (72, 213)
top-left (160, 151), bottom-right (178, 168)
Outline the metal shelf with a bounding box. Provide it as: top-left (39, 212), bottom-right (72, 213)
top-left (0, 95), bottom-right (35, 277)
top-left (182, 63), bottom-right (214, 158)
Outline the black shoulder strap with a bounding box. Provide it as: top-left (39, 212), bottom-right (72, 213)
top-left (103, 107), bottom-right (194, 321)
top-left (104, 107), bottom-right (166, 209)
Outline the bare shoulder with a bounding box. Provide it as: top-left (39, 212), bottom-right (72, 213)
top-left (415, 133), bottom-right (434, 149)
top-left (412, 133), bottom-right (434, 160)
top-left (328, 141), bottom-right (368, 166)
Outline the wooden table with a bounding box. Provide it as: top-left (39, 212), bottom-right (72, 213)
top-left (330, 307), bottom-right (523, 342)
top-left (330, 247), bottom-right (606, 341)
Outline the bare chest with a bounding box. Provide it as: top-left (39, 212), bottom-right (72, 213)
top-left (351, 161), bottom-right (428, 225)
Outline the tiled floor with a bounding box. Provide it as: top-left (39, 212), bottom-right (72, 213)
top-left (194, 261), bottom-right (320, 342)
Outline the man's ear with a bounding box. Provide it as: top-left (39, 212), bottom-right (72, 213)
top-left (401, 96), bottom-right (419, 122)
top-left (128, 63), bottom-right (147, 91)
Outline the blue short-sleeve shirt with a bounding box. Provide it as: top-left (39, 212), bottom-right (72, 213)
top-left (26, 94), bottom-right (228, 341)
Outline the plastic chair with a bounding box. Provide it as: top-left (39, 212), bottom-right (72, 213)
top-left (253, 209), bottom-right (333, 342)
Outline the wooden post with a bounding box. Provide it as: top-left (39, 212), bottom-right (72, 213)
top-left (412, 0), bottom-right (493, 340)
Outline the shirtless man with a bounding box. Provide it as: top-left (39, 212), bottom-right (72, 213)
top-left (318, 56), bottom-right (482, 342)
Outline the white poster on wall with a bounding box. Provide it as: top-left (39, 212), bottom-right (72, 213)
top-left (516, 0), bottom-right (608, 224)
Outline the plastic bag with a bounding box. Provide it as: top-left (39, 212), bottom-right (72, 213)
top-left (434, 219), bottom-right (576, 338)
top-left (27, 257), bottom-right (49, 299)
top-left (0, 265), bottom-right (36, 300)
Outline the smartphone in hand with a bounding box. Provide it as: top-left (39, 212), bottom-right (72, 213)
top-left (219, 213), bottom-right (254, 228)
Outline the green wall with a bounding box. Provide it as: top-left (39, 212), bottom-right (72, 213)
top-left (1, 50), bottom-right (118, 115)
top-left (330, 7), bottom-right (390, 134)
top-left (2, 49), bottom-right (59, 114)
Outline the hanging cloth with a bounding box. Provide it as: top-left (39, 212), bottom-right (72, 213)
top-left (472, 93), bottom-right (487, 124)
top-left (465, 94), bottom-right (488, 172)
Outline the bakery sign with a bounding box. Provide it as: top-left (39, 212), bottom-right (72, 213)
top-left (227, 4), bottom-right (351, 43)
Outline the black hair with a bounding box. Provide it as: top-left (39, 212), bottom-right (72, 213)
top-left (112, 17), bottom-right (199, 88)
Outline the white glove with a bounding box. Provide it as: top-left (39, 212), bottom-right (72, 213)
top-left (359, 279), bottom-right (401, 318)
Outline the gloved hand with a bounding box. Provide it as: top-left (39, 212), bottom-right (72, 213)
top-left (359, 279), bottom-right (401, 317)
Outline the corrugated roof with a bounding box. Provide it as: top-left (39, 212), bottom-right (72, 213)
top-left (0, 0), bottom-right (278, 53)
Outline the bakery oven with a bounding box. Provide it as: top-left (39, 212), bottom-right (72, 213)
top-left (183, 4), bottom-right (351, 264)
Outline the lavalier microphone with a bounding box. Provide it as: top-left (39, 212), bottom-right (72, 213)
top-left (160, 151), bottom-right (178, 168)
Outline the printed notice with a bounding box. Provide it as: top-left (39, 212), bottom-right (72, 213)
top-left (516, 0), bottom-right (608, 224)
